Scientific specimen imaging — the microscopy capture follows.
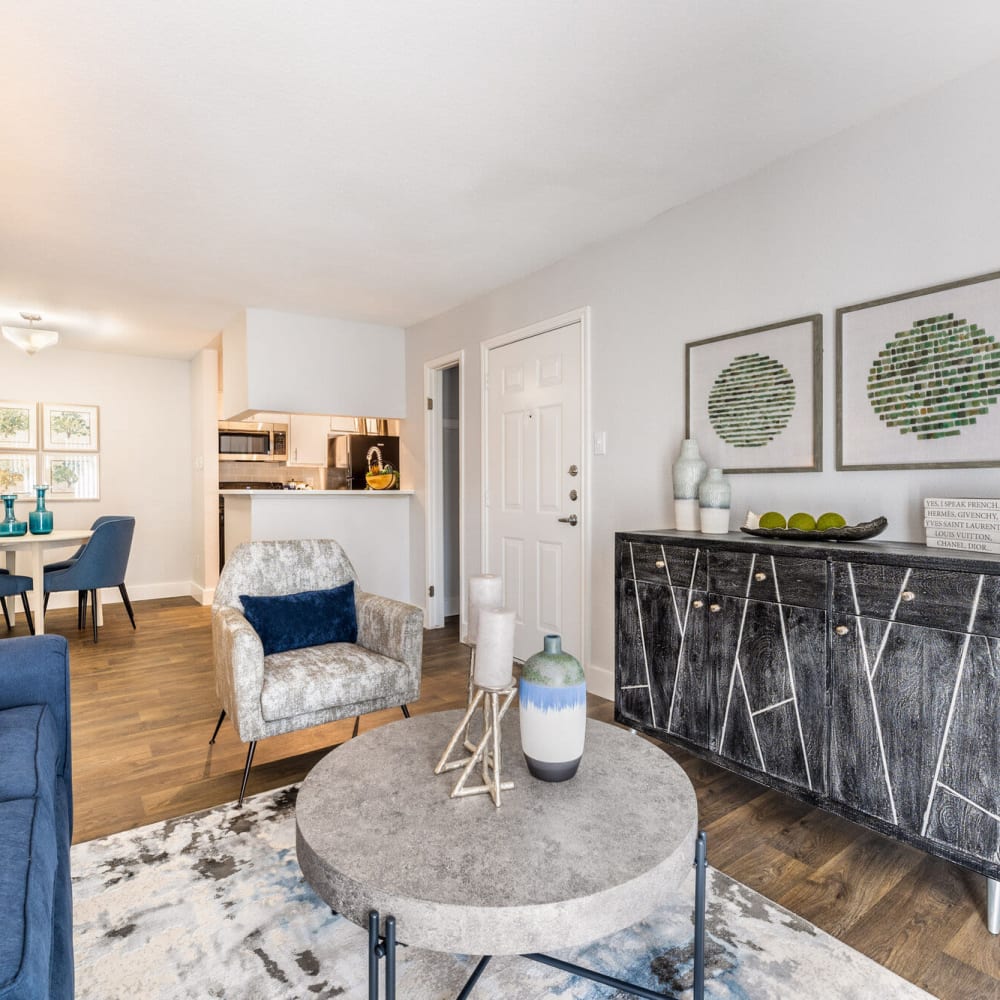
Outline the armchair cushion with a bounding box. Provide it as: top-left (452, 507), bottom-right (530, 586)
top-left (240, 581), bottom-right (358, 656)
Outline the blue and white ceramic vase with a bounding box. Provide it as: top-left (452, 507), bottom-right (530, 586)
top-left (672, 439), bottom-right (707, 531)
top-left (0, 495), bottom-right (27, 537)
top-left (698, 467), bottom-right (731, 534)
top-left (519, 634), bottom-right (586, 782)
top-left (28, 484), bottom-right (53, 535)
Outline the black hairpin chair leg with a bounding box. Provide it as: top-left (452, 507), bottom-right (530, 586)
top-left (78, 591), bottom-right (86, 629)
top-left (119, 584), bottom-right (136, 629)
top-left (238, 741), bottom-right (257, 807)
top-left (0, 596), bottom-right (10, 629)
top-left (90, 589), bottom-right (99, 642)
top-left (20, 595), bottom-right (34, 635)
top-left (209, 709), bottom-right (227, 744)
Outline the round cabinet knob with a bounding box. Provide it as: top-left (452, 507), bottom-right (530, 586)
top-left (654, 560), bottom-right (665, 569)
top-left (901, 591), bottom-right (916, 602)
top-left (692, 599), bottom-right (704, 609)
top-left (834, 625), bottom-right (850, 636)
top-left (754, 572), bottom-right (767, 582)
top-left (709, 603), bottom-right (721, 613)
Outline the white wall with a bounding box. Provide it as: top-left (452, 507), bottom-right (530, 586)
top-left (222, 307), bottom-right (407, 419)
top-left (403, 58), bottom-right (1000, 699)
top-left (190, 348), bottom-right (220, 604)
top-left (2, 343), bottom-right (194, 604)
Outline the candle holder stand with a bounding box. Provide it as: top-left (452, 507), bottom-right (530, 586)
top-left (434, 682), bottom-right (517, 807)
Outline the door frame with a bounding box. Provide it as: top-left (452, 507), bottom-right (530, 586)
top-left (480, 307), bottom-right (592, 669)
top-left (424, 350), bottom-right (465, 630)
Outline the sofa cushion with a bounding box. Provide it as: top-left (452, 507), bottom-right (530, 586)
top-left (260, 643), bottom-right (406, 721)
top-left (0, 705), bottom-right (58, 805)
top-left (0, 795), bottom-right (57, 999)
top-left (240, 581), bottom-right (357, 656)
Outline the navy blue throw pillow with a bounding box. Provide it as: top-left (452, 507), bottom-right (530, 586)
top-left (239, 581), bottom-right (358, 656)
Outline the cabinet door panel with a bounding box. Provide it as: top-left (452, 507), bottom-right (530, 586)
top-left (662, 589), bottom-right (712, 750)
top-left (830, 617), bottom-right (965, 834)
top-left (710, 552), bottom-right (826, 609)
top-left (620, 539), bottom-right (707, 589)
top-left (717, 598), bottom-right (825, 793)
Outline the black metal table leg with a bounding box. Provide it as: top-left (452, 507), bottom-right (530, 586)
top-left (693, 831), bottom-right (707, 1000)
top-left (368, 911), bottom-right (380, 1000)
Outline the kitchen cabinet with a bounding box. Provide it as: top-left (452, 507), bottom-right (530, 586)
top-left (287, 414), bottom-right (330, 466)
top-left (616, 530), bottom-right (1000, 886)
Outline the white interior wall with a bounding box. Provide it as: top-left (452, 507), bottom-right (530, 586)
top-left (2, 344), bottom-right (194, 604)
top-left (403, 57), bottom-right (1000, 699)
top-left (190, 348), bottom-right (220, 604)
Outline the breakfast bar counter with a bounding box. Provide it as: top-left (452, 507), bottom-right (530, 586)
top-left (220, 490), bottom-right (413, 603)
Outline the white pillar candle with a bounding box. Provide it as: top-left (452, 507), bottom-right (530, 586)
top-left (467, 574), bottom-right (503, 644)
top-left (473, 607), bottom-right (516, 689)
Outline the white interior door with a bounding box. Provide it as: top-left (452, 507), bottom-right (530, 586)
top-left (485, 321), bottom-right (583, 662)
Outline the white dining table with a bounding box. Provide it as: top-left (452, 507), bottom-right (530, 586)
top-left (0, 529), bottom-right (94, 635)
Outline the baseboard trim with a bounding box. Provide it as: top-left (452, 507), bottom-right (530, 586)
top-left (191, 583), bottom-right (215, 606)
top-left (587, 662), bottom-right (613, 701)
top-left (42, 580), bottom-right (194, 610)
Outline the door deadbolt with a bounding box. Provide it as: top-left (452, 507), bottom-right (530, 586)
top-left (557, 514), bottom-right (578, 526)
top-left (568, 465), bottom-right (578, 477)
top-left (569, 489), bottom-right (578, 501)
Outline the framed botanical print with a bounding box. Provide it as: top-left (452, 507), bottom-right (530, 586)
top-left (837, 269), bottom-right (1000, 470)
top-left (686, 314), bottom-right (823, 474)
top-left (0, 453), bottom-right (38, 496)
top-left (44, 453), bottom-right (100, 500)
top-left (0, 401), bottom-right (37, 450)
top-left (42, 403), bottom-right (100, 452)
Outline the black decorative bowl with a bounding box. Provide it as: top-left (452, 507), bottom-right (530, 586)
top-left (740, 516), bottom-right (888, 542)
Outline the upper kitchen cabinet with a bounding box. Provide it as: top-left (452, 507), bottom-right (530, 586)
top-left (287, 414), bottom-right (331, 465)
top-left (221, 308), bottom-right (406, 421)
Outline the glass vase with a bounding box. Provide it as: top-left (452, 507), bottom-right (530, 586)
top-left (0, 494), bottom-right (27, 537)
top-left (518, 634), bottom-right (587, 782)
top-left (29, 484), bottom-right (53, 535)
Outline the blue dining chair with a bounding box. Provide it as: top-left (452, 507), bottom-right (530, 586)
top-left (43, 516), bottom-right (127, 629)
top-left (0, 569), bottom-right (35, 634)
top-left (43, 516), bottom-right (136, 642)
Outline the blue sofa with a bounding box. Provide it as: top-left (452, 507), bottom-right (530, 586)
top-left (0, 636), bottom-right (74, 1000)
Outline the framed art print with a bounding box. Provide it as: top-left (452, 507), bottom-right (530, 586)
top-left (42, 403), bottom-right (100, 451)
top-left (44, 453), bottom-right (100, 500)
top-left (0, 453), bottom-right (38, 496)
top-left (837, 269), bottom-right (1000, 470)
top-left (686, 314), bottom-right (822, 474)
top-left (0, 401), bottom-right (37, 450)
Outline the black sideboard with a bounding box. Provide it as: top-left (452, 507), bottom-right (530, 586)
top-left (614, 529), bottom-right (1000, 883)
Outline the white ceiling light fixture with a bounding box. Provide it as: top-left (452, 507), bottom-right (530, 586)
top-left (2, 312), bottom-right (60, 355)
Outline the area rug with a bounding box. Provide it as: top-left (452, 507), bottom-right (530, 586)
top-left (71, 785), bottom-right (934, 999)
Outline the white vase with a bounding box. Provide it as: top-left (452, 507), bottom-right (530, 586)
top-left (673, 439), bottom-right (707, 531)
top-left (699, 467), bottom-right (731, 534)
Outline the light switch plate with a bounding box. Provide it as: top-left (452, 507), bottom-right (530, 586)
top-left (593, 431), bottom-right (607, 456)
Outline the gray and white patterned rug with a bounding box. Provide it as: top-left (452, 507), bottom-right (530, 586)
top-left (71, 785), bottom-right (933, 999)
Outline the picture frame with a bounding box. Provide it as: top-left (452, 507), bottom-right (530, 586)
top-left (44, 453), bottom-right (101, 501)
top-left (0, 401), bottom-right (38, 450)
top-left (42, 402), bottom-right (100, 452)
top-left (0, 453), bottom-right (38, 496)
top-left (686, 314), bottom-right (822, 474)
top-left (836, 270), bottom-right (1000, 470)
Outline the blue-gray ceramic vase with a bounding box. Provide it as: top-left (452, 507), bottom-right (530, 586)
top-left (519, 634), bottom-right (586, 782)
top-left (0, 495), bottom-right (27, 537)
top-left (28, 484), bottom-right (53, 535)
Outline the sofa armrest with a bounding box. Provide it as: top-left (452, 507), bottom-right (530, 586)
top-left (0, 635), bottom-right (71, 782)
top-left (355, 591), bottom-right (424, 672)
top-left (211, 606), bottom-right (268, 742)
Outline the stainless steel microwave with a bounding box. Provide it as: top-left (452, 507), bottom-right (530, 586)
top-left (218, 421), bottom-right (288, 462)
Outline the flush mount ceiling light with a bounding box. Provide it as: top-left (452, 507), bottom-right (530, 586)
top-left (2, 312), bottom-right (60, 354)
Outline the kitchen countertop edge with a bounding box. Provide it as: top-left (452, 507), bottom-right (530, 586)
top-left (219, 489), bottom-right (415, 496)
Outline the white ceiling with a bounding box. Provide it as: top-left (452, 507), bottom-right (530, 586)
top-left (4, 1), bottom-right (1000, 360)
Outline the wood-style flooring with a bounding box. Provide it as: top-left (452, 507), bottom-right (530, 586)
top-left (16, 596), bottom-right (998, 999)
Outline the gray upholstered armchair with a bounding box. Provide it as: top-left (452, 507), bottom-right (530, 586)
top-left (210, 539), bottom-right (423, 805)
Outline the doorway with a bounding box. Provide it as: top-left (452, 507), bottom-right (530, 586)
top-left (482, 310), bottom-right (589, 664)
top-left (424, 352), bottom-right (464, 630)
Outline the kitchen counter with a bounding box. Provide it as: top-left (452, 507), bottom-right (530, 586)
top-left (221, 491), bottom-right (413, 602)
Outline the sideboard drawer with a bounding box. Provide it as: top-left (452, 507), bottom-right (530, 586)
top-left (832, 561), bottom-right (997, 636)
top-left (620, 540), bottom-right (708, 589)
top-left (709, 551), bottom-right (827, 609)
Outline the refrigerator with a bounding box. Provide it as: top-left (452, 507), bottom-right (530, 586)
top-left (328, 434), bottom-right (400, 490)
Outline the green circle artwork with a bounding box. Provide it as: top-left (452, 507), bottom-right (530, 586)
top-left (867, 314), bottom-right (1000, 439)
top-left (708, 353), bottom-right (796, 447)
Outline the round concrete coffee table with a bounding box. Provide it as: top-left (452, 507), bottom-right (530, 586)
top-left (296, 709), bottom-right (704, 999)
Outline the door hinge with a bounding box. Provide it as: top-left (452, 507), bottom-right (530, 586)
top-left (426, 397), bottom-right (433, 410)
top-left (428, 585), bottom-right (435, 597)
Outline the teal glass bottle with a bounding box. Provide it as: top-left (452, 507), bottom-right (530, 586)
top-left (0, 494), bottom-right (27, 536)
top-left (29, 484), bottom-right (53, 535)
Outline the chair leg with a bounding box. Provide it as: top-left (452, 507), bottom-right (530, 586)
top-left (238, 741), bottom-right (257, 807)
top-left (0, 596), bottom-right (10, 629)
top-left (20, 596), bottom-right (35, 635)
top-left (91, 590), bottom-right (99, 643)
top-left (352, 716), bottom-right (361, 739)
top-left (78, 591), bottom-right (86, 629)
top-left (119, 584), bottom-right (137, 629)
top-left (400, 704), bottom-right (411, 719)
top-left (44, 592), bottom-right (50, 613)
top-left (209, 709), bottom-right (227, 744)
